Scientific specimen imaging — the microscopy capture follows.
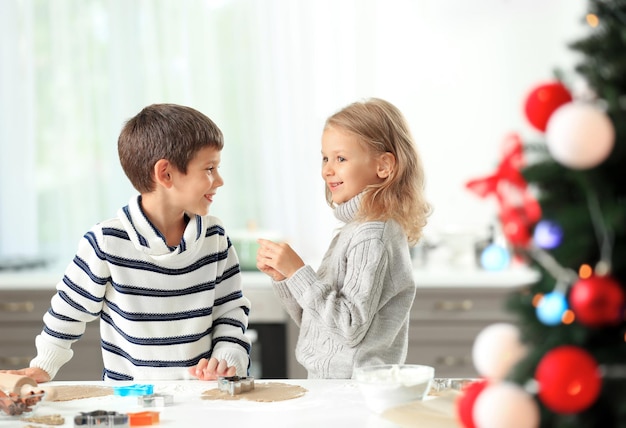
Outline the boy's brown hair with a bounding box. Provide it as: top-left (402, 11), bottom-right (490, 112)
top-left (118, 104), bottom-right (223, 193)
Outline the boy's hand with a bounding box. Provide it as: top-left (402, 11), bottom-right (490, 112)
top-left (0, 367), bottom-right (51, 383)
top-left (188, 358), bottom-right (236, 381)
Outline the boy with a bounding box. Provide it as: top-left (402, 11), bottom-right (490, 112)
top-left (1, 104), bottom-right (250, 382)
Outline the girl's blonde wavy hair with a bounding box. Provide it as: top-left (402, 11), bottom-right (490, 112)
top-left (324, 98), bottom-right (431, 245)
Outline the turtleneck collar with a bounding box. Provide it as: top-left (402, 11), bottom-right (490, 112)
top-left (334, 193), bottom-right (363, 223)
top-left (118, 195), bottom-right (206, 260)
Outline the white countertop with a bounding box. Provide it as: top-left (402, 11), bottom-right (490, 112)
top-left (0, 265), bottom-right (538, 325)
top-left (0, 265), bottom-right (539, 290)
top-left (411, 265), bottom-right (539, 289)
top-left (0, 379), bottom-right (444, 428)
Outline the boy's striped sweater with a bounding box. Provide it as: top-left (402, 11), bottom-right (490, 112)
top-left (31, 195), bottom-right (251, 380)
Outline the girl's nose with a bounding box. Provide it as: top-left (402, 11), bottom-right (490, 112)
top-left (322, 162), bottom-right (333, 176)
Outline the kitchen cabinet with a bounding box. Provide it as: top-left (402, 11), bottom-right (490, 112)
top-left (0, 270), bottom-right (289, 381)
top-left (1, 268), bottom-right (537, 381)
top-left (406, 285), bottom-right (517, 378)
top-left (0, 289), bottom-right (103, 380)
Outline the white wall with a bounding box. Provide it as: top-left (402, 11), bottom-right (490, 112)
top-left (0, 0), bottom-right (590, 266)
top-left (253, 0), bottom-right (590, 263)
top-left (370, 0), bottom-right (588, 241)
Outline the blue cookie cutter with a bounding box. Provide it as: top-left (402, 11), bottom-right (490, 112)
top-left (113, 384), bottom-right (154, 397)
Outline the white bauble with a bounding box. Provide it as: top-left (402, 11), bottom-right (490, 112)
top-left (472, 323), bottom-right (527, 381)
top-left (473, 382), bottom-right (540, 428)
top-left (545, 102), bottom-right (615, 170)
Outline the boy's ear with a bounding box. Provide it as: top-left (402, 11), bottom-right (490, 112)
top-left (154, 159), bottom-right (174, 188)
top-left (376, 152), bottom-right (396, 179)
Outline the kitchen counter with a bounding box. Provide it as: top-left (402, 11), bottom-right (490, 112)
top-left (0, 379), bottom-right (453, 428)
top-left (0, 266), bottom-right (539, 380)
top-left (0, 269), bottom-right (289, 324)
top-left (0, 264), bottom-right (539, 328)
top-left (0, 269), bottom-right (273, 291)
top-left (412, 265), bottom-right (538, 289)
top-left (0, 265), bottom-right (539, 290)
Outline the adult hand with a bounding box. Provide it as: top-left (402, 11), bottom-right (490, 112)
top-left (0, 367), bottom-right (51, 383)
top-left (256, 239), bottom-right (304, 279)
top-left (188, 358), bottom-right (236, 381)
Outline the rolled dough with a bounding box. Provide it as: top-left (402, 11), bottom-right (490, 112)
top-left (202, 382), bottom-right (307, 402)
top-left (47, 385), bottom-right (114, 402)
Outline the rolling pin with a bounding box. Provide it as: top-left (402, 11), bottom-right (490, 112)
top-left (0, 373), bottom-right (56, 400)
top-left (0, 373), bottom-right (37, 394)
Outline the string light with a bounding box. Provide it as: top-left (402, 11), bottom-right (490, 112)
top-left (532, 293), bottom-right (544, 307)
top-left (586, 13), bottom-right (599, 27)
top-left (562, 310), bottom-right (575, 325)
top-left (537, 291), bottom-right (568, 326)
top-left (533, 220), bottom-right (564, 249)
top-left (579, 264), bottom-right (593, 279)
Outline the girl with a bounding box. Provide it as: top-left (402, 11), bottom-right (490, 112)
top-left (257, 98), bottom-right (430, 379)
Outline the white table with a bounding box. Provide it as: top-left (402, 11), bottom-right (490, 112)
top-left (0, 379), bottom-right (418, 428)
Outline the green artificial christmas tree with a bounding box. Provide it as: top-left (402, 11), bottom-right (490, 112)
top-left (510, 0), bottom-right (626, 426)
top-left (459, 1), bottom-right (626, 427)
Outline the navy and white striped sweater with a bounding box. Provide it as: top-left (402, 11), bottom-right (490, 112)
top-left (31, 196), bottom-right (251, 381)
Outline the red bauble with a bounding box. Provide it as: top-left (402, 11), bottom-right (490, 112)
top-left (535, 345), bottom-right (602, 414)
top-left (524, 81), bottom-right (572, 132)
top-left (570, 275), bottom-right (625, 327)
top-left (456, 380), bottom-right (488, 428)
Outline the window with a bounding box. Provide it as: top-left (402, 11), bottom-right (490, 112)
top-left (0, 0), bottom-right (585, 269)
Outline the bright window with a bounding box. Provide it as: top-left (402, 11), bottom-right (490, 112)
top-left (0, 0), bottom-right (585, 270)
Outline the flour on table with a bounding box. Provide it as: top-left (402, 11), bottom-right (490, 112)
top-left (202, 382), bottom-right (307, 402)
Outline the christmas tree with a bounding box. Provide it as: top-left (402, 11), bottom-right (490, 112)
top-left (458, 1), bottom-right (626, 427)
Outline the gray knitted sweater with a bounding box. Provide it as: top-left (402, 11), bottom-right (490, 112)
top-left (272, 194), bottom-right (417, 378)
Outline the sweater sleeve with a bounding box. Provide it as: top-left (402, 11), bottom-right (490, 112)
top-left (209, 236), bottom-right (252, 376)
top-left (272, 277), bottom-right (304, 327)
top-left (287, 237), bottom-right (388, 348)
top-left (30, 227), bottom-right (110, 379)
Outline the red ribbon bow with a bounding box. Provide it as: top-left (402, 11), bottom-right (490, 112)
top-left (465, 133), bottom-right (541, 247)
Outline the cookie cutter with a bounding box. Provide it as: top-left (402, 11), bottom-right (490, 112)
top-left (113, 384), bottom-right (154, 397)
top-left (137, 393), bottom-right (174, 407)
top-left (128, 411), bottom-right (160, 426)
top-left (217, 376), bottom-right (255, 396)
top-left (74, 410), bottom-right (129, 427)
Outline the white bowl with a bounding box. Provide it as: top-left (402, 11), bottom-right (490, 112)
top-left (353, 364), bottom-right (435, 414)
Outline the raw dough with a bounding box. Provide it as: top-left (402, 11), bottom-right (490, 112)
top-left (20, 414), bottom-right (64, 425)
top-left (202, 382), bottom-right (307, 402)
top-left (382, 391), bottom-right (460, 428)
top-left (47, 385), bottom-right (114, 402)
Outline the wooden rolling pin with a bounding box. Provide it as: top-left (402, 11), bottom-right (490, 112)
top-left (0, 373), bottom-right (56, 400)
top-left (0, 373), bottom-right (37, 394)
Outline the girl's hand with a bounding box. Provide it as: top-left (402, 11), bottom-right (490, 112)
top-left (0, 367), bottom-right (51, 383)
top-left (188, 358), bottom-right (236, 381)
top-left (256, 239), bottom-right (304, 279)
top-left (256, 261), bottom-right (287, 281)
